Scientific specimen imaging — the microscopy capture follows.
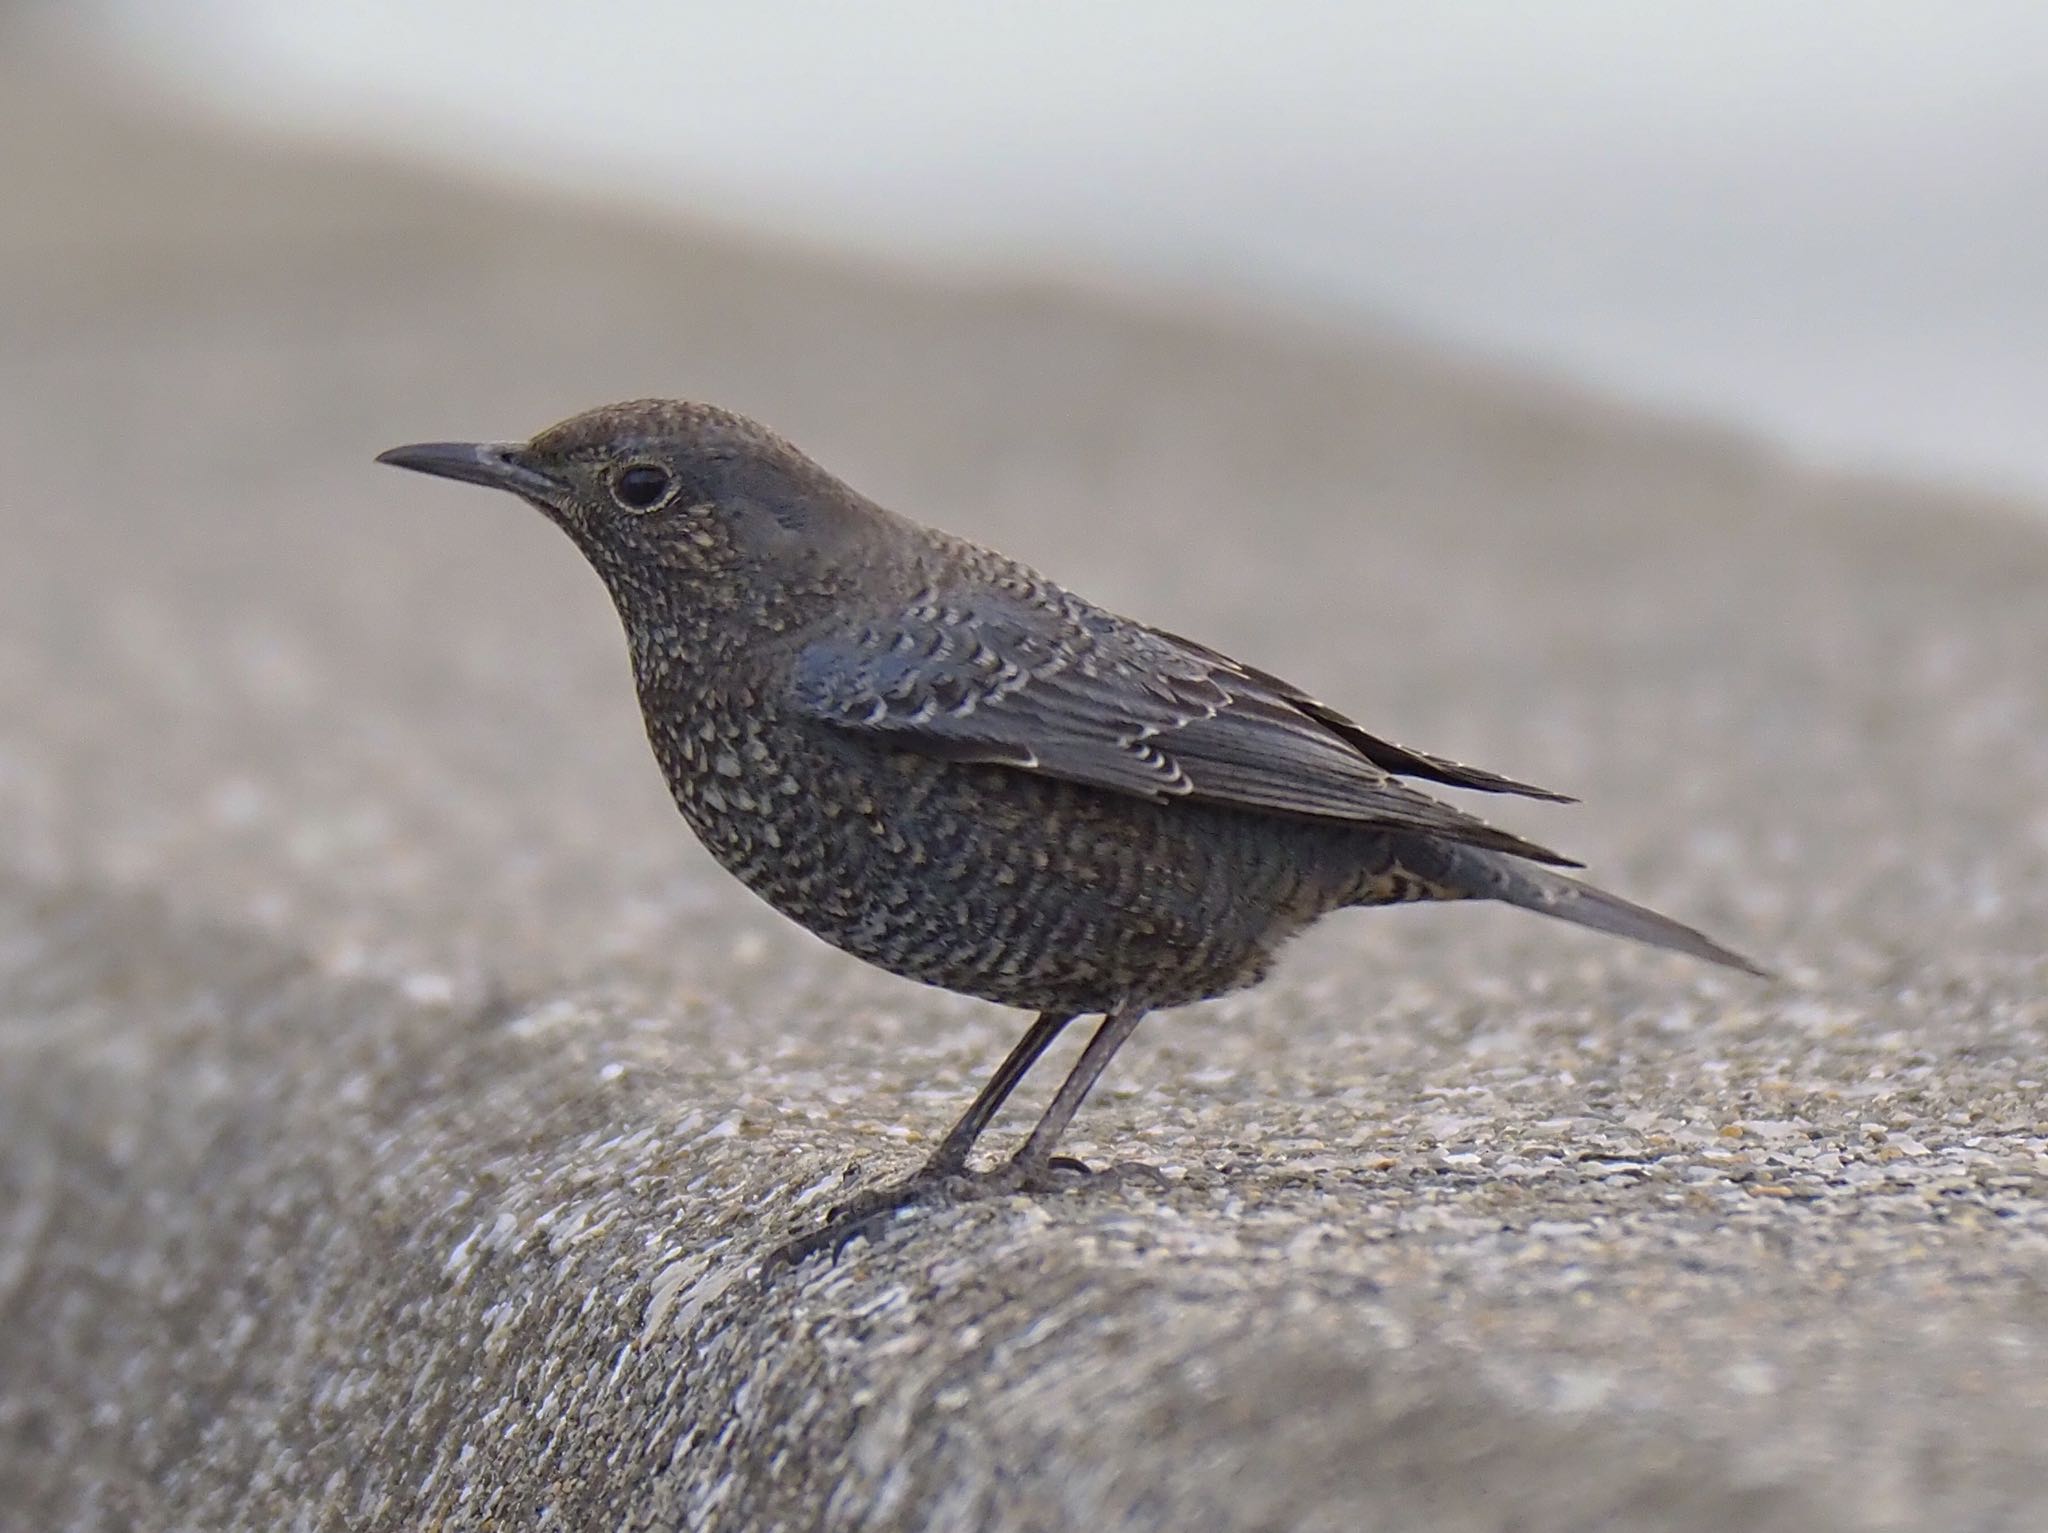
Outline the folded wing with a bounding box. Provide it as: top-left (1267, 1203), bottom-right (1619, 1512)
top-left (791, 588), bottom-right (1578, 866)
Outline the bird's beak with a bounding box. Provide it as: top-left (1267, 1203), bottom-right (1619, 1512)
top-left (374, 440), bottom-right (564, 498)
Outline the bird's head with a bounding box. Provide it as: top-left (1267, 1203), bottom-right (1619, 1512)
top-left (377, 399), bottom-right (890, 609)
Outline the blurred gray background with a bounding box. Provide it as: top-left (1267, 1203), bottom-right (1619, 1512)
top-left (81, 0), bottom-right (2048, 502)
top-left (3, 7), bottom-right (2045, 1533)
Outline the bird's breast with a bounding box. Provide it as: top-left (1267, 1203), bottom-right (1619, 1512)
top-left (639, 689), bottom-right (1342, 1011)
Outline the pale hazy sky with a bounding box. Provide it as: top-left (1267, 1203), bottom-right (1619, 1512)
top-left (82, 0), bottom-right (2048, 503)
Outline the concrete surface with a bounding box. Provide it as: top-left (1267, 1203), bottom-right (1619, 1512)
top-left (2, 33), bottom-right (2046, 1533)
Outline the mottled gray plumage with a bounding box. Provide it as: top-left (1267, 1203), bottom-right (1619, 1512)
top-left (377, 399), bottom-right (1764, 1268)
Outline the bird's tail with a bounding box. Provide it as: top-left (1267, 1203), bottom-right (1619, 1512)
top-left (1357, 840), bottom-right (1769, 976)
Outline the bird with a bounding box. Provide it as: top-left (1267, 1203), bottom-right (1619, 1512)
top-left (377, 399), bottom-right (1765, 1270)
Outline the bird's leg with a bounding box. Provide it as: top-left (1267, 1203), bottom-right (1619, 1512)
top-left (996, 1007), bottom-right (1149, 1191)
top-left (923, 1011), bottom-right (1077, 1174)
top-left (761, 1012), bottom-right (1076, 1277)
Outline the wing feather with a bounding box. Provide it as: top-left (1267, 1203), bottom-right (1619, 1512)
top-left (791, 589), bottom-right (1578, 865)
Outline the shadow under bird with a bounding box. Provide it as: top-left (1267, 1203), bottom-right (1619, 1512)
top-left (378, 400), bottom-right (1765, 1270)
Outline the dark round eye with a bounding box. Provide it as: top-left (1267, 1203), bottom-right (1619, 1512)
top-left (610, 463), bottom-right (674, 511)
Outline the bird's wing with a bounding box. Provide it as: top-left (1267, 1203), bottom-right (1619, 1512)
top-left (1148, 627), bottom-right (1576, 803)
top-left (789, 590), bottom-right (1579, 866)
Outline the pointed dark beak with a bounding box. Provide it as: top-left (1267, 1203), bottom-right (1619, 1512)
top-left (374, 441), bottom-right (564, 498)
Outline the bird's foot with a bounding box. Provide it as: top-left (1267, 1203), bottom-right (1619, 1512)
top-left (1022, 1155), bottom-right (1172, 1192)
top-left (760, 1164), bottom-right (977, 1282)
top-left (760, 1154), bottom-right (1172, 1283)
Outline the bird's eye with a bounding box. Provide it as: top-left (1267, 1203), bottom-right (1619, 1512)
top-left (610, 463), bottom-right (675, 511)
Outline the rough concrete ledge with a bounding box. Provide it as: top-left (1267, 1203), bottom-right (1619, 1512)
top-left (3, 879), bottom-right (1849, 1532)
top-left (4, 33), bottom-right (2048, 1533)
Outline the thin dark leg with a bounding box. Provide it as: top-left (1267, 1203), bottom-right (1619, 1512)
top-left (924, 1011), bottom-right (1076, 1174)
top-left (761, 1010), bottom-right (1074, 1278)
top-left (762, 1007), bottom-right (1152, 1281)
top-left (1002, 1007), bottom-right (1147, 1183)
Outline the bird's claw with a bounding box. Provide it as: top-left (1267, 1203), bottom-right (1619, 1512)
top-left (1017, 1155), bottom-right (1170, 1193)
top-left (760, 1168), bottom-right (966, 1284)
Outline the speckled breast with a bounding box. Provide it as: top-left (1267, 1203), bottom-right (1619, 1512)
top-left (641, 693), bottom-right (1341, 1014)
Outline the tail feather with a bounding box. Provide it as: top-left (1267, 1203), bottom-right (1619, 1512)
top-left (1369, 839), bottom-right (1770, 976)
top-left (1492, 863), bottom-right (1770, 976)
